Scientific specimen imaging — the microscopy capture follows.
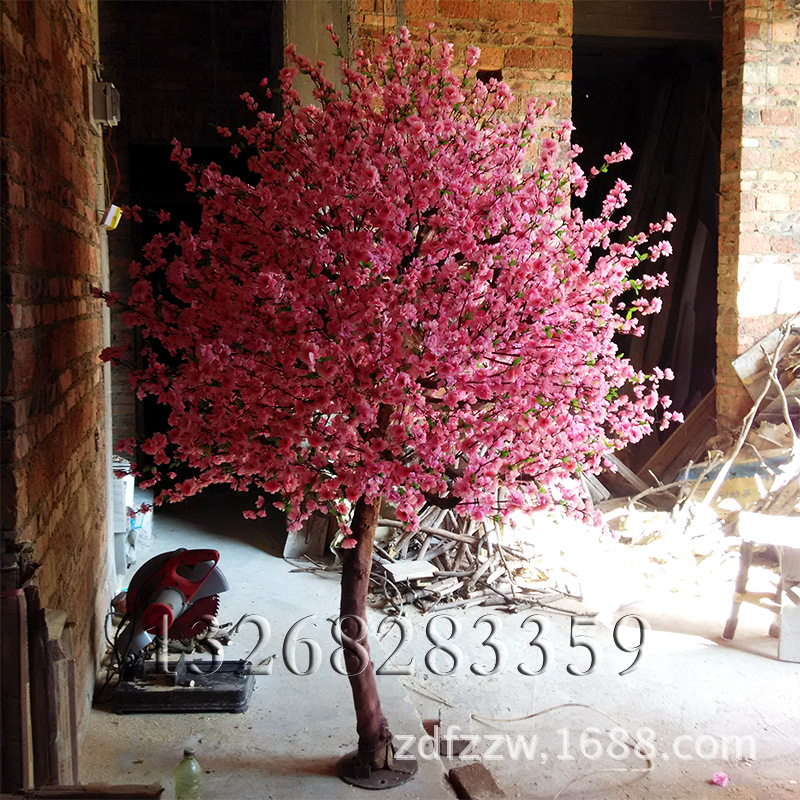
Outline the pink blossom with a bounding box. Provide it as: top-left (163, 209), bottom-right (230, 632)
top-left (122, 204), bottom-right (142, 223)
top-left (99, 345), bottom-right (127, 363)
top-left (711, 772), bottom-right (729, 787)
top-left (103, 27), bottom-right (678, 528)
top-left (115, 436), bottom-right (137, 454)
top-left (340, 537), bottom-right (358, 550)
top-left (91, 287), bottom-right (120, 306)
top-left (604, 143), bottom-right (633, 164)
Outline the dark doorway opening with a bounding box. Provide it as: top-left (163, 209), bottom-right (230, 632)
top-left (572, 1), bottom-right (723, 471)
top-left (99, 0), bottom-right (284, 449)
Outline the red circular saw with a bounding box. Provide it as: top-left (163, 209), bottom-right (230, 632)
top-left (116, 548), bottom-right (229, 664)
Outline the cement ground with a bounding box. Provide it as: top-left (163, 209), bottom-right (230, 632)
top-left (81, 488), bottom-right (800, 799)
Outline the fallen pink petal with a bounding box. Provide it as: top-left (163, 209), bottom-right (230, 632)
top-left (711, 771), bottom-right (730, 787)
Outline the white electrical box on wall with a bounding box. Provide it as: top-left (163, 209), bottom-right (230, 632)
top-left (90, 80), bottom-right (121, 127)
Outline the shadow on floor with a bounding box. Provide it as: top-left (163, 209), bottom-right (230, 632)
top-left (153, 485), bottom-right (288, 559)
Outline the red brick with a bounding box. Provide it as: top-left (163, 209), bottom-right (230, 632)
top-left (770, 235), bottom-right (798, 254)
top-left (439, 0), bottom-right (478, 18)
top-left (761, 108), bottom-right (796, 126)
top-left (532, 47), bottom-right (570, 71)
top-left (2, 216), bottom-right (21, 266)
top-left (405, 0), bottom-right (435, 15)
top-left (481, 0), bottom-right (520, 22)
top-left (505, 47), bottom-right (534, 67)
top-left (739, 232), bottom-right (771, 252)
top-left (6, 180), bottom-right (26, 208)
top-left (779, 64), bottom-right (800, 84)
top-left (5, 335), bottom-right (35, 394)
top-left (34, 0), bottom-right (52, 60)
top-left (520, 1), bottom-right (559, 25)
top-left (744, 19), bottom-right (761, 38)
top-left (3, 0), bottom-right (109, 740)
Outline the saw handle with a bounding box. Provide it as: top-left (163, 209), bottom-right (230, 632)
top-left (164, 548), bottom-right (220, 602)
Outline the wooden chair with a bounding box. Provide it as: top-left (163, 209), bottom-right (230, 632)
top-left (722, 511), bottom-right (800, 662)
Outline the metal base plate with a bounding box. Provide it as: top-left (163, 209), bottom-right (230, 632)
top-left (336, 749), bottom-right (418, 789)
top-left (114, 660), bottom-right (254, 714)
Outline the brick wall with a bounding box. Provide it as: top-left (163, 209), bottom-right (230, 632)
top-left (1, 0), bottom-right (109, 731)
top-left (718, 0), bottom-right (800, 427)
top-left (351, 0), bottom-right (573, 119)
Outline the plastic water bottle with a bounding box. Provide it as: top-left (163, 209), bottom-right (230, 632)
top-left (175, 748), bottom-right (201, 800)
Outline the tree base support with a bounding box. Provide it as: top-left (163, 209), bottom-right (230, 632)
top-left (336, 747), bottom-right (418, 789)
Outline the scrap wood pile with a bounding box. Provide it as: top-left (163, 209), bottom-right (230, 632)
top-left (607, 317), bottom-right (800, 521)
top-left (597, 319), bottom-right (800, 589)
top-left (369, 506), bottom-right (573, 615)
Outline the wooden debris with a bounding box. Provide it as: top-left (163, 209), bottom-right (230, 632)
top-left (732, 312), bottom-right (800, 402)
top-left (5, 785), bottom-right (164, 798)
top-left (637, 387), bottom-right (718, 484)
top-left (604, 453), bottom-right (652, 495)
top-left (367, 501), bottom-right (565, 614)
top-left (379, 559), bottom-right (437, 583)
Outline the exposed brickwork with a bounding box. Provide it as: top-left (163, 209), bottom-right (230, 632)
top-left (718, 0), bottom-right (800, 428)
top-left (350, 0), bottom-right (572, 120)
top-left (1, 0), bottom-right (109, 732)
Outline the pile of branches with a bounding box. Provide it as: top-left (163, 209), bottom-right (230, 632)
top-left (367, 506), bottom-right (572, 615)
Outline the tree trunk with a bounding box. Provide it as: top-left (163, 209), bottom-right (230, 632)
top-left (339, 494), bottom-right (394, 770)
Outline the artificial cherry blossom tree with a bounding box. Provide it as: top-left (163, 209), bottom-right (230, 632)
top-left (99, 27), bottom-right (679, 786)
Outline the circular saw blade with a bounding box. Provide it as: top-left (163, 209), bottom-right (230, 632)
top-left (168, 594), bottom-right (220, 640)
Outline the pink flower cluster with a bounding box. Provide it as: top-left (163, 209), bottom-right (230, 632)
top-left (107, 28), bottom-right (679, 533)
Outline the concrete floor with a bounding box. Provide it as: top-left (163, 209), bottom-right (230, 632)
top-left (82, 488), bottom-right (800, 799)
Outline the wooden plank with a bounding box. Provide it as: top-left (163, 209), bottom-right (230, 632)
top-left (604, 453), bottom-right (651, 493)
top-left (760, 378), bottom-right (800, 417)
top-left (0, 588), bottom-right (34, 793)
top-left (665, 221), bottom-right (708, 409)
top-left (737, 511), bottom-right (800, 548)
top-left (425, 577), bottom-right (461, 597)
top-left (782, 547), bottom-right (800, 583)
top-left (627, 74), bottom-right (686, 371)
top-left (732, 313), bottom-right (800, 401)
top-left (1, 784), bottom-right (164, 799)
top-left (637, 387), bottom-right (716, 482)
top-left (625, 80), bottom-right (672, 236)
top-left (779, 594), bottom-right (800, 663)
top-left (582, 473), bottom-right (611, 502)
top-left (467, 551), bottom-right (500, 592)
top-left (380, 559), bottom-right (437, 582)
top-left (45, 610), bottom-right (79, 786)
top-left (642, 63), bottom-right (714, 373)
top-left (26, 591), bottom-right (62, 788)
top-left (573, 1), bottom-right (724, 41)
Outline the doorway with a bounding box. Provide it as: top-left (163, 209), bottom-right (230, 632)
top-left (572, 0), bottom-right (723, 470)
